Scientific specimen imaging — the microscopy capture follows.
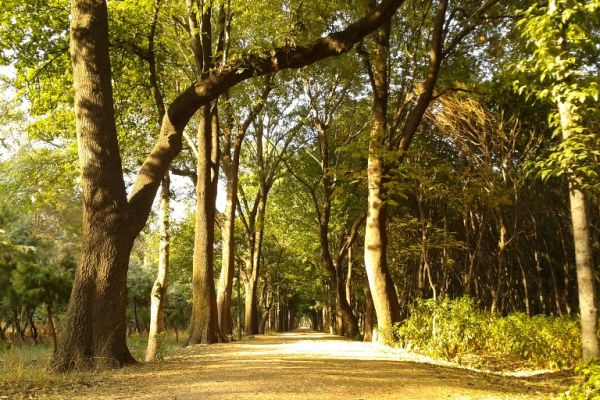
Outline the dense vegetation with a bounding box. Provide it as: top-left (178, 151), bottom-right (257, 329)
top-left (0, 0), bottom-right (599, 396)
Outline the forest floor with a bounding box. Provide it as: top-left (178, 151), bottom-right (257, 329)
top-left (1, 329), bottom-right (575, 399)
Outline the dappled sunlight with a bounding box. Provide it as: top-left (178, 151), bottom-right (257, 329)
top-left (51, 331), bottom-right (574, 400)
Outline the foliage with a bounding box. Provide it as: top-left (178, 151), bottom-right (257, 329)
top-left (561, 359), bottom-right (600, 399)
top-left (391, 297), bottom-right (581, 369)
top-left (514, 0), bottom-right (600, 189)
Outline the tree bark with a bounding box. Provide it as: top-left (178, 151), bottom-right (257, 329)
top-left (362, 276), bottom-right (376, 342)
top-left (346, 246), bottom-right (353, 306)
top-left (558, 100), bottom-right (600, 360)
top-left (217, 80), bottom-right (271, 339)
top-left (363, 21), bottom-right (402, 337)
top-left (244, 276), bottom-right (259, 334)
top-left (53, 0), bottom-right (135, 370)
top-left (216, 159), bottom-right (238, 338)
top-left (189, 104), bottom-right (222, 344)
top-left (146, 175), bottom-right (170, 361)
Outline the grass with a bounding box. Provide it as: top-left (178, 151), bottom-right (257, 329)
top-left (0, 331), bottom-right (187, 398)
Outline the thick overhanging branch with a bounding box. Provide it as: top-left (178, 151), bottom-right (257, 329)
top-left (126, 0), bottom-right (406, 233)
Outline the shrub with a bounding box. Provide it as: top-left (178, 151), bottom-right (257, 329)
top-left (390, 296), bottom-right (581, 369)
top-left (560, 359), bottom-right (600, 399)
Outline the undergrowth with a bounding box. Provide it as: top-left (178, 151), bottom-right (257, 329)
top-left (387, 296), bottom-right (582, 370)
top-left (560, 359), bottom-right (600, 399)
top-left (0, 331), bottom-right (183, 396)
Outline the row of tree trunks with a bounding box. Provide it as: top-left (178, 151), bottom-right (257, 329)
top-left (217, 79), bottom-right (272, 338)
top-left (0, 307), bottom-right (47, 345)
top-left (54, 0), bottom-right (408, 370)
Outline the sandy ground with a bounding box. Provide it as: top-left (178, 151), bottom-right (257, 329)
top-left (17, 330), bottom-right (575, 399)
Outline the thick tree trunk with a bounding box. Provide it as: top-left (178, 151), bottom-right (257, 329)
top-left (259, 310), bottom-right (269, 334)
top-left (333, 261), bottom-right (358, 337)
top-left (53, 0), bottom-right (135, 369)
top-left (146, 176), bottom-right (170, 361)
top-left (559, 100), bottom-right (600, 360)
top-left (363, 0), bottom-right (447, 337)
top-left (54, 231), bottom-right (136, 369)
top-left (189, 105), bottom-right (222, 344)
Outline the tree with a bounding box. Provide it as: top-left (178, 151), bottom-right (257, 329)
top-left (216, 77), bottom-right (273, 338)
top-left (360, 0), bottom-right (499, 337)
top-left (515, 0), bottom-right (600, 360)
top-left (53, 0), bottom-right (406, 370)
top-left (237, 88), bottom-right (300, 334)
top-left (285, 65), bottom-right (366, 337)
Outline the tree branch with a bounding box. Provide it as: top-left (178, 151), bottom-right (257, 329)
top-left (126, 0), bottom-right (406, 233)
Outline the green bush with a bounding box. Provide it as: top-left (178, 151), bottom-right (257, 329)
top-left (391, 296), bottom-right (581, 369)
top-left (560, 359), bottom-right (600, 399)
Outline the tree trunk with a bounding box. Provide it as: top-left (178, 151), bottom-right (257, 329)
top-left (244, 276), bottom-right (259, 335)
top-left (52, 0), bottom-right (137, 370)
top-left (146, 175), bottom-right (170, 361)
top-left (54, 231), bottom-right (136, 369)
top-left (46, 303), bottom-right (57, 354)
top-left (216, 153), bottom-right (239, 339)
top-left (27, 307), bottom-right (38, 343)
top-left (362, 276), bottom-right (376, 342)
top-left (558, 100), bottom-right (600, 360)
top-left (259, 310), bottom-right (269, 334)
top-left (236, 262), bottom-right (243, 339)
top-left (362, 19), bottom-right (404, 339)
top-left (346, 246), bottom-right (353, 306)
top-left (189, 105), bottom-right (222, 344)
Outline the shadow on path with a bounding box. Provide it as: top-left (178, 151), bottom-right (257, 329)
top-left (55, 329), bottom-right (574, 400)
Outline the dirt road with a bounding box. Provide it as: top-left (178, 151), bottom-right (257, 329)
top-left (39, 330), bottom-right (572, 399)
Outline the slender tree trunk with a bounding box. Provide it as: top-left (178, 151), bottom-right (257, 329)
top-left (189, 105), bottom-right (222, 344)
top-left (243, 189), bottom-right (267, 335)
top-left (146, 175), bottom-right (170, 361)
top-left (558, 100), bottom-right (600, 360)
top-left (236, 262), bottom-right (243, 339)
top-left (346, 246), bottom-right (353, 306)
top-left (362, 276), bottom-right (376, 342)
top-left (216, 154), bottom-right (239, 339)
top-left (364, 22), bottom-right (402, 336)
top-left (46, 303), bottom-right (57, 353)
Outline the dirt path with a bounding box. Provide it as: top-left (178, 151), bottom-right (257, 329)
top-left (39, 330), bottom-right (572, 399)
